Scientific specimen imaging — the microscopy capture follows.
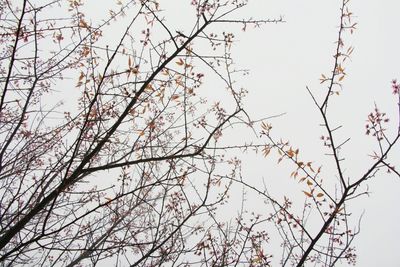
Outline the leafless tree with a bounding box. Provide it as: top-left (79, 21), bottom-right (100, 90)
top-left (1, 0), bottom-right (399, 266)
top-left (248, 0), bottom-right (400, 266)
top-left (0, 0), bottom-right (283, 266)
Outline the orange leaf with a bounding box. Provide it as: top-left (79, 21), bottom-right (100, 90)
top-left (79, 19), bottom-right (89, 28)
top-left (131, 68), bottom-right (138, 75)
top-left (287, 148), bottom-right (295, 158)
top-left (176, 58), bottom-right (184, 66)
top-left (262, 146), bottom-right (271, 157)
top-left (297, 161), bottom-right (304, 167)
top-left (303, 191), bottom-right (313, 198)
top-left (145, 84), bottom-right (154, 91)
top-left (162, 69), bottom-right (169, 76)
top-left (78, 71), bottom-right (85, 81)
top-left (307, 162), bottom-right (315, 172)
top-left (299, 177), bottom-right (307, 182)
top-left (317, 193), bottom-right (324, 198)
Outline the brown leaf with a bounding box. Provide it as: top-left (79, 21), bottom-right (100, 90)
top-left (78, 71), bottom-right (85, 81)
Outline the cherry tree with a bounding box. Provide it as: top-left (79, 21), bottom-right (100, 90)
top-left (0, 0), bottom-right (282, 265)
top-left (0, 0), bottom-right (399, 266)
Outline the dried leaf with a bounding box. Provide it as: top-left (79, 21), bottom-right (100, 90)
top-left (307, 162), bottom-right (315, 172)
top-left (78, 71), bottom-right (85, 81)
top-left (145, 84), bottom-right (154, 92)
top-left (287, 148), bottom-right (295, 158)
top-left (131, 68), bottom-right (138, 75)
top-left (79, 19), bottom-right (88, 28)
top-left (297, 161), bottom-right (304, 167)
top-left (263, 146), bottom-right (271, 157)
